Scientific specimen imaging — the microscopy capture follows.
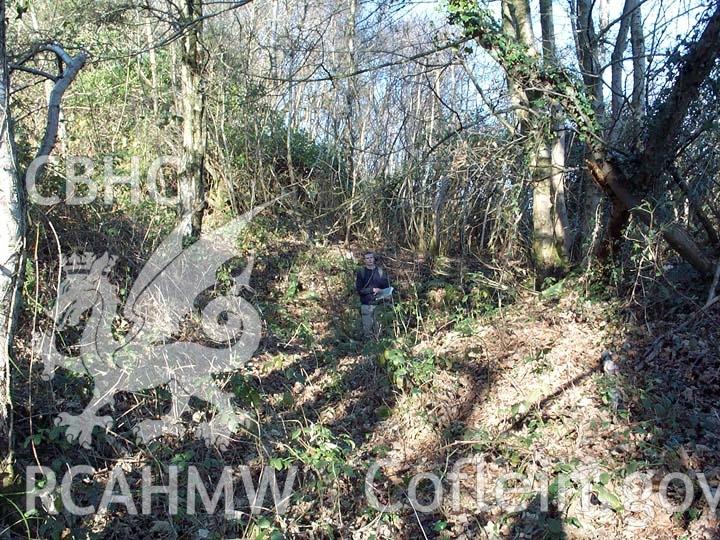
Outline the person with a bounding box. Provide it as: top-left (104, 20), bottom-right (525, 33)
top-left (355, 251), bottom-right (390, 340)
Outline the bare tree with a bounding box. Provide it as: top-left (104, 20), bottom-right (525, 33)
top-left (0, 0), bottom-right (86, 477)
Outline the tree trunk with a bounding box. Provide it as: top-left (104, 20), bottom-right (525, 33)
top-left (610, 0), bottom-right (634, 125)
top-left (532, 169), bottom-right (563, 272)
top-left (574, 0), bottom-right (607, 260)
top-left (630, 4), bottom-right (646, 124)
top-left (343, 0), bottom-right (358, 245)
top-left (146, 18), bottom-right (159, 117)
top-left (532, 139), bottom-right (567, 274)
top-left (527, 0), bottom-right (569, 276)
top-left (550, 129), bottom-right (571, 255)
top-left (0, 0), bottom-right (24, 482)
top-left (179, 0), bottom-right (206, 239)
top-left (507, 0), bottom-right (537, 54)
top-left (431, 177), bottom-right (449, 256)
top-left (539, 0), bottom-right (555, 60)
top-left (575, 0), bottom-right (604, 118)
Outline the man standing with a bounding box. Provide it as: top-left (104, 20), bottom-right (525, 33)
top-left (355, 252), bottom-right (390, 340)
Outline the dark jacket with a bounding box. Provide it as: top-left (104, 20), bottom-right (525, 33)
top-left (355, 266), bottom-right (390, 305)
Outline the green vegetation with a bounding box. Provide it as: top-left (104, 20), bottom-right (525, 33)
top-left (0, 0), bottom-right (718, 539)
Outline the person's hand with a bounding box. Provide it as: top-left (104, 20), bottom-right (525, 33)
top-left (372, 288), bottom-right (380, 293)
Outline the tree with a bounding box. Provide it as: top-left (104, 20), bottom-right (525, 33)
top-left (0, 0), bottom-right (86, 477)
top-left (448, 0), bottom-right (719, 277)
top-left (178, 0), bottom-right (206, 239)
top-left (590, 5), bottom-right (719, 275)
top-left (496, 0), bottom-right (570, 279)
top-left (0, 0), bottom-right (21, 480)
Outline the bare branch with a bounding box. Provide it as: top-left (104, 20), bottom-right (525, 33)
top-left (33, 50), bottom-right (88, 165)
top-left (637, 4), bottom-right (720, 188)
top-left (7, 64), bottom-right (57, 81)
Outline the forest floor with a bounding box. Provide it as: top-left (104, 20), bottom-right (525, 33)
top-left (7, 221), bottom-right (720, 540)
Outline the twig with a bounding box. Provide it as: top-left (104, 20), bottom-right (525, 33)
top-left (407, 493), bottom-right (429, 540)
top-left (440, 439), bottom-right (487, 450)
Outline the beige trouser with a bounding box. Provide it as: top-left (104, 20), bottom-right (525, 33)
top-left (360, 304), bottom-right (377, 340)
